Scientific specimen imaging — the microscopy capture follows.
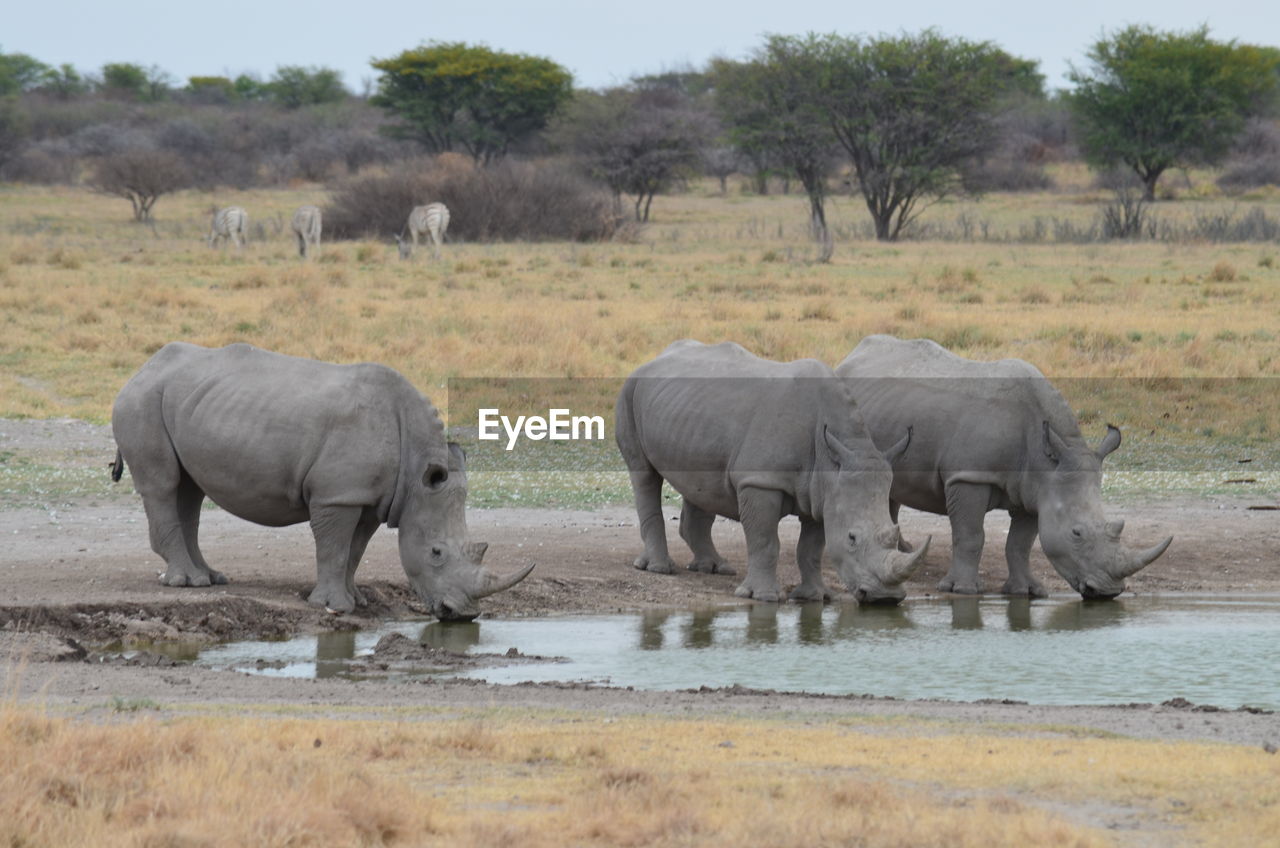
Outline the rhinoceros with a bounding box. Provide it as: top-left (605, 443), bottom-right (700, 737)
top-left (615, 340), bottom-right (929, 605)
top-left (110, 342), bottom-right (532, 619)
top-left (836, 335), bottom-right (1171, 599)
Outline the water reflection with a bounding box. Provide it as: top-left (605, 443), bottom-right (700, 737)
top-left (950, 597), bottom-right (983, 630)
top-left (1043, 598), bottom-right (1131, 632)
top-left (1006, 598), bottom-right (1032, 632)
top-left (419, 621), bottom-right (482, 652)
top-left (315, 630), bottom-right (356, 679)
top-left (819, 603), bottom-right (908, 640)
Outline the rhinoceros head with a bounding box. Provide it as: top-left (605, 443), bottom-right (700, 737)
top-left (397, 442), bottom-right (533, 620)
top-left (821, 428), bottom-right (930, 605)
top-left (1035, 424), bottom-right (1172, 599)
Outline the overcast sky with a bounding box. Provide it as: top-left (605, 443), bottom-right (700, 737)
top-left (5, 0), bottom-right (1275, 93)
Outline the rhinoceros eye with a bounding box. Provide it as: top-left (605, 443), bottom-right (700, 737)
top-left (847, 531), bottom-right (857, 545)
top-left (1071, 527), bottom-right (1083, 538)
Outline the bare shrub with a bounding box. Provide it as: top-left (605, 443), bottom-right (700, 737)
top-left (962, 158), bottom-right (1053, 192)
top-left (1217, 157), bottom-right (1280, 193)
top-left (0, 140), bottom-right (77, 183)
top-left (88, 149), bottom-right (192, 221)
top-left (323, 157), bottom-right (619, 242)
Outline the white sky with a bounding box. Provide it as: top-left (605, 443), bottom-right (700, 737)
top-left (5, 0), bottom-right (1275, 94)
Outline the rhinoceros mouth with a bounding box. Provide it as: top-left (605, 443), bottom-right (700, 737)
top-left (433, 601), bottom-right (480, 622)
top-left (853, 588), bottom-right (905, 606)
top-left (1079, 583), bottom-right (1122, 601)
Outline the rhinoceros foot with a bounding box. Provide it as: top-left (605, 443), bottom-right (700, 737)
top-left (308, 584), bottom-right (356, 614)
top-left (787, 582), bottom-right (830, 603)
top-left (1000, 576), bottom-right (1048, 598)
top-left (634, 553), bottom-right (677, 574)
top-left (734, 578), bottom-right (781, 602)
top-left (687, 557), bottom-right (736, 576)
top-left (161, 566), bottom-right (227, 588)
top-left (936, 575), bottom-right (982, 595)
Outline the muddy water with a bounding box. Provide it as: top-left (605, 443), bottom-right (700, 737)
top-left (194, 596), bottom-right (1280, 710)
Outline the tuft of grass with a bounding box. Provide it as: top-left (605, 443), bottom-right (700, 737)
top-left (1207, 261), bottom-right (1237, 282)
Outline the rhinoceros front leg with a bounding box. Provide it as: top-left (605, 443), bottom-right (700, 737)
top-left (678, 499), bottom-right (736, 575)
top-left (938, 482), bottom-right (989, 595)
top-left (628, 468), bottom-right (676, 574)
top-left (1001, 511), bottom-right (1047, 597)
top-left (342, 510), bottom-right (381, 607)
top-left (734, 487), bottom-right (783, 602)
top-left (788, 517), bottom-right (830, 602)
top-left (308, 504), bottom-right (364, 612)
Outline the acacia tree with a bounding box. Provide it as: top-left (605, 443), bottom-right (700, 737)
top-left (371, 42), bottom-right (572, 164)
top-left (811, 31), bottom-right (1022, 241)
top-left (712, 40), bottom-right (838, 260)
top-left (1068, 25), bottom-right (1280, 201)
top-left (88, 149), bottom-right (191, 221)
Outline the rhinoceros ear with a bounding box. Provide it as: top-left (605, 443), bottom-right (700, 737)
top-left (1096, 424), bottom-right (1122, 461)
top-left (447, 441), bottom-right (467, 471)
top-left (882, 426), bottom-right (912, 466)
top-left (1042, 421), bottom-right (1069, 465)
top-left (824, 426), bottom-right (856, 469)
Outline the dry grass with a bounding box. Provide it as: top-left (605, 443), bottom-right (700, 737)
top-left (0, 184), bottom-right (1277, 442)
top-left (4, 699), bottom-right (1279, 847)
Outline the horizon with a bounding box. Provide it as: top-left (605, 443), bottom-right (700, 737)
top-left (4, 0), bottom-right (1275, 96)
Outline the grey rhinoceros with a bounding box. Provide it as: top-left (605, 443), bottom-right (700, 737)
top-left (110, 342), bottom-right (532, 619)
top-left (836, 335), bottom-right (1171, 599)
top-left (616, 340), bottom-right (929, 605)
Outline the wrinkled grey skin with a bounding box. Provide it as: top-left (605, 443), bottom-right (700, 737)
top-left (837, 336), bottom-right (1172, 599)
top-left (616, 340), bottom-right (929, 605)
top-left (110, 342), bottom-right (531, 619)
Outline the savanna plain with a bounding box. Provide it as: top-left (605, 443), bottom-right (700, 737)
top-left (3, 171), bottom-right (1280, 846)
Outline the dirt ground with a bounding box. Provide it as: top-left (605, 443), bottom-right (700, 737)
top-left (2, 419), bottom-right (1279, 748)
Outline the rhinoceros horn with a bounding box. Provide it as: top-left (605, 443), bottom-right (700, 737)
top-left (1114, 536), bottom-right (1173, 579)
top-left (475, 562), bottom-right (535, 599)
top-left (883, 535), bottom-right (931, 585)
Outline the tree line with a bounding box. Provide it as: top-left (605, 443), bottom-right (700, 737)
top-left (1, 25), bottom-right (1277, 248)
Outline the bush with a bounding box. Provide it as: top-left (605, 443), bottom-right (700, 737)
top-left (962, 158), bottom-right (1053, 192)
top-left (0, 141), bottom-right (77, 183)
top-left (323, 157), bottom-right (620, 242)
top-left (1217, 156), bottom-right (1280, 193)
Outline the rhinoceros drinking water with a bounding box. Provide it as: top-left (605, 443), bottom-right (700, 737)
top-left (110, 342), bottom-right (531, 619)
top-left (836, 335), bottom-right (1171, 599)
top-left (616, 340), bottom-right (929, 605)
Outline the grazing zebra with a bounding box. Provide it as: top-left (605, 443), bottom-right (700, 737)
top-left (405, 202), bottom-right (450, 259)
top-left (291, 205), bottom-right (322, 259)
top-left (208, 206), bottom-right (248, 249)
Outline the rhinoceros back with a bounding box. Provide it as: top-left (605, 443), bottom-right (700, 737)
top-left (113, 342), bottom-right (445, 527)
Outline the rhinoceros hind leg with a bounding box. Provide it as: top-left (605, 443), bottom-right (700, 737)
top-left (937, 482), bottom-right (989, 594)
top-left (627, 467), bottom-right (677, 575)
top-left (1000, 511), bottom-right (1046, 597)
top-left (138, 471), bottom-right (225, 588)
top-left (733, 487), bottom-right (784, 602)
top-left (679, 500), bottom-right (736, 575)
top-left (788, 517), bottom-right (829, 602)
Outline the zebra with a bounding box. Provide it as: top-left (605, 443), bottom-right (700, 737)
top-left (208, 206), bottom-right (248, 249)
top-left (291, 205), bottom-right (322, 259)
top-left (403, 202), bottom-right (450, 259)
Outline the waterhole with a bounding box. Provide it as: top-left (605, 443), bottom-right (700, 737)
top-left (192, 595), bottom-right (1280, 710)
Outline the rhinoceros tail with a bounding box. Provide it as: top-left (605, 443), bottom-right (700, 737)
top-left (110, 449), bottom-right (124, 482)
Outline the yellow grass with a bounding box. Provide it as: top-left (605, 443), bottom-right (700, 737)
top-left (4, 699), bottom-right (1278, 847)
top-left (0, 183), bottom-right (1277, 436)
